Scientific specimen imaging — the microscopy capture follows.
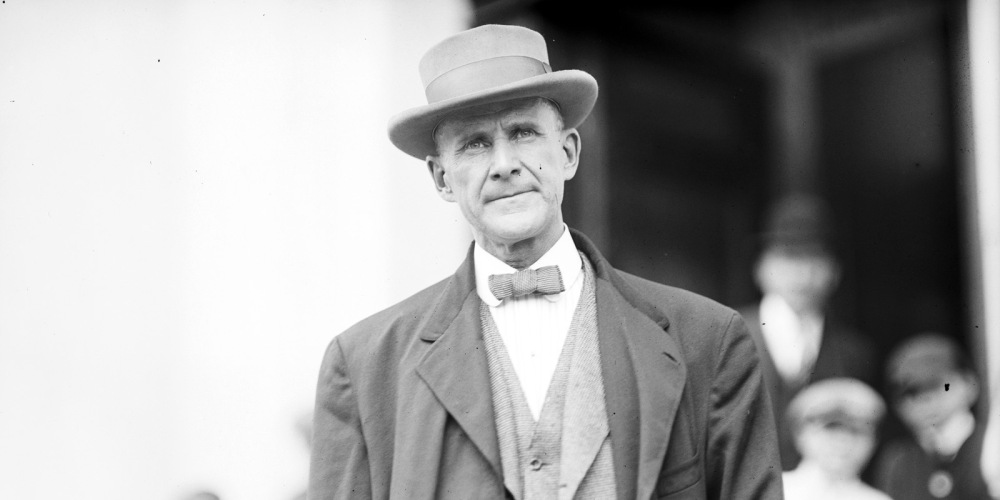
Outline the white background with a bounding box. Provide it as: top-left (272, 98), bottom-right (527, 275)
top-left (0, 1), bottom-right (470, 499)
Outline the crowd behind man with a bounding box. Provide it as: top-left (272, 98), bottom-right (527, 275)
top-left (745, 195), bottom-right (995, 499)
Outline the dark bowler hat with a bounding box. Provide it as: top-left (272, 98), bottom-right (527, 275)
top-left (387, 24), bottom-right (599, 160)
top-left (760, 192), bottom-right (836, 254)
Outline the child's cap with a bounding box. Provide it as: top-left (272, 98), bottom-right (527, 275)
top-left (787, 378), bottom-right (886, 434)
top-left (885, 332), bottom-right (970, 400)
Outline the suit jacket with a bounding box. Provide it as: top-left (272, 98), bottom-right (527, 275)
top-left (739, 305), bottom-right (877, 471)
top-left (309, 230), bottom-right (783, 499)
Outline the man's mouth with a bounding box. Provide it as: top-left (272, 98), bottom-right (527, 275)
top-left (489, 190), bottom-right (532, 202)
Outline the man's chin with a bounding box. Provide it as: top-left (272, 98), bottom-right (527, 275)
top-left (481, 217), bottom-right (547, 245)
top-left (490, 227), bottom-right (544, 245)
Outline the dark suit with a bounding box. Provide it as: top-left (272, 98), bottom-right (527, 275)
top-left (739, 306), bottom-right (877, 470)
top-left (310, 230), bottom-right (782, 499)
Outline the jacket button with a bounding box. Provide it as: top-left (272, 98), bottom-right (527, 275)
top-left (529, 458), bottom-right (542, 471)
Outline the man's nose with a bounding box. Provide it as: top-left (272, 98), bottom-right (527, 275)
top-left (488, 139), bottom-right (521, 180)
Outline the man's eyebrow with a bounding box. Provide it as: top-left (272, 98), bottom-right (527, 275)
top-left (439, 120), bottom-right (485, 142)
top-left (501, 116), bottom-right (542, 131)
top-left (454, 128), bottom-right (490, 143)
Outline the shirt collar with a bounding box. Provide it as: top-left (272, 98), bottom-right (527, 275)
top-left (759, 293), bottom-right (825, 349)
top-left (474, 225), bottom-right (583, 306)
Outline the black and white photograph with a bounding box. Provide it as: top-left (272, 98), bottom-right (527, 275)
top-left (1, 1), bottom-right (998, 499)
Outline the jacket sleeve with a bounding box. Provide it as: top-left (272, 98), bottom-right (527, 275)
top-left (308, 337), bottom-right (372, 499)
top-left (705, 312), bottom-right (784, 499)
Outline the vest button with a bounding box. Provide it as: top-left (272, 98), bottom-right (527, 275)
top-left (529, 458), bottom-right (542, 471)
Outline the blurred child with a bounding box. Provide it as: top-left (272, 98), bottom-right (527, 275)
top-left (783, 378), bottom-right (891, 500)
top-left (872, 333), bottom-right (991, 499)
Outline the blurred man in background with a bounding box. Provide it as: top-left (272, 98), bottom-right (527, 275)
top-left (309, 23), bottom-right (782, 499)
top-left (782, 378), bottom-right (889, 500)
top-left (873, 333), bottom-right (991, 500)
top-left (740, 193), bottom-right (878, 470)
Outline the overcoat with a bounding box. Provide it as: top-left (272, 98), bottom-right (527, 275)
top-left (309, 230), bottom-right (783, 499)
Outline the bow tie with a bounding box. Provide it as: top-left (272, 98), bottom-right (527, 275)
top-left (488, 265), bottom-right (565, 301)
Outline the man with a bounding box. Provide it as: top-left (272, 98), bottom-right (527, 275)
top-left (872, 333), bottom-right (991, 500)
top-left (739, 193), bottom-right (877, 470)
top-left (309, 24), bottom-right (781, 499)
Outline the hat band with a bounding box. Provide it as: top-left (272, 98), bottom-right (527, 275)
top-left (424, 55), bottom-right (551, 104)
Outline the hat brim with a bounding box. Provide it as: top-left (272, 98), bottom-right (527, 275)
top-left (387, 69), bottom-right (598, 160)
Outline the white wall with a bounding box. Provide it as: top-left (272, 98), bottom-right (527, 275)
top-left (0, 1), bottom-right (471, 499)
top-left (967, 0), bottom-right (1000, 495)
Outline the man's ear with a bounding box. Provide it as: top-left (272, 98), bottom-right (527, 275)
top-left (561, 128), bottom-right (581, 181)
top-left (427, 156), bottom-right (455, 202)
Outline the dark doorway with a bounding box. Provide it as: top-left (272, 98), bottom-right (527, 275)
top-left (471, 0), bottom-right (967, 376)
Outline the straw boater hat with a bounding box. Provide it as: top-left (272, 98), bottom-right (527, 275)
top-left (387, 24), bottom-right (599, 160)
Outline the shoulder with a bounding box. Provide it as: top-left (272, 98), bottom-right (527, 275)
top-left (616, 269), bottom-right (740, 324)
top-left (331, 274), bottom-right (454, 361)
top-left (613, 269), bottom-right (752, 370)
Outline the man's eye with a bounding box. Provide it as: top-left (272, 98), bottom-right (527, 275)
top-left (465, 139), bottom-right (488, 150)
top-left (514, 129), bottom-right (536, 139)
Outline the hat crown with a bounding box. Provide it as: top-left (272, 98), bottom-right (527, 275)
top-left (761, 192), bottom-right (835, 252)
top-left (387, 24), bottom-right (597, 160)
top-left (419, 24), bottom-right (550, 89)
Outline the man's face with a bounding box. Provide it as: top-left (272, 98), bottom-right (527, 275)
top-left (755, 249), bottom-right (840, 313)
top-left (428, 98), bottom-right (579, 252)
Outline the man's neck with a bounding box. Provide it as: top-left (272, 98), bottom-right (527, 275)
top-left (476, 225), bottom-right (565, 270)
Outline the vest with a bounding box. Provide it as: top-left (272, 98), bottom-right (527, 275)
top-left (481, 256), bottom-right (616, 499)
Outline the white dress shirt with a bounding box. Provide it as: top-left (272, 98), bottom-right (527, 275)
top-left (474, 226), bottom-right (584, 420)
top-left (759, 294), bottom-right (825, 384)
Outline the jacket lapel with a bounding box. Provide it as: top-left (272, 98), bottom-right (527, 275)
top-left (560, 367), bottom-right (609, 500)
top-left (414, 245), bottom-right (503, 479)
top-left (574, 230), bottom-right (688, 500)
top-left (559, 269), bottom-right (609, 499)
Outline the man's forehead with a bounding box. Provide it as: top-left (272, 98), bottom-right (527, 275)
top-left (437, 98), bottom-right (555, 130)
